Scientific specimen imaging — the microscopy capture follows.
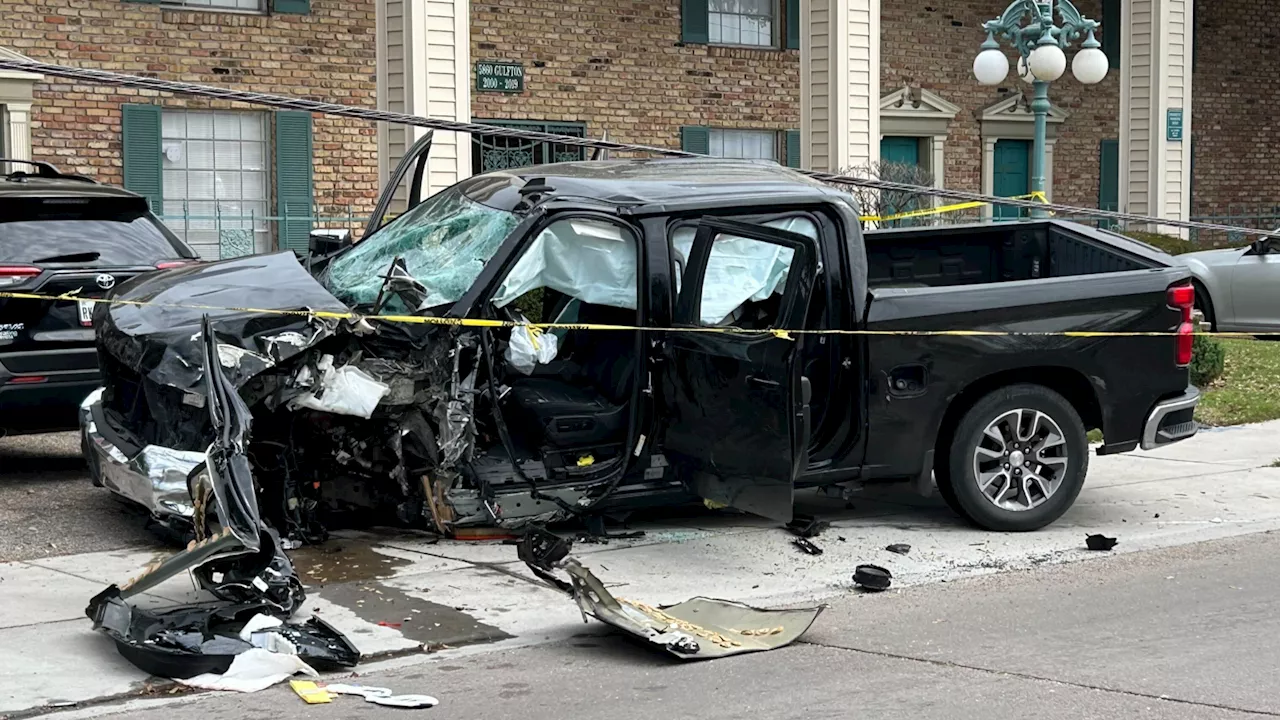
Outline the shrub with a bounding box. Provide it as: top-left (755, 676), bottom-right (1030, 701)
top-left (1190, 333), bottom-right (1226, 387)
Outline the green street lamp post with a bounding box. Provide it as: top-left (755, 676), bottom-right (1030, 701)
top-left (973, 0), bottom-right (1109, 218)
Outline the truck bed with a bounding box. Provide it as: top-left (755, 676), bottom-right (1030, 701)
top-left (863, 220), bottom-right (1170, 288)
top-left (855, 219), bottom-right (1192, 480)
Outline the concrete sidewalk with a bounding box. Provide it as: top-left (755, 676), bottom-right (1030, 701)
top-left (3, 421), bottom-right (1279, 717)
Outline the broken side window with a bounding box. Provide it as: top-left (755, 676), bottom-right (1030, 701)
top-left (323, 187), bottom-right (521, 313)
top-left (670, 216), bottom-right (817, 326)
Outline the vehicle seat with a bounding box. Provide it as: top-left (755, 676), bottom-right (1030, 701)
top-left (505, 303), bottom-right (636, 449)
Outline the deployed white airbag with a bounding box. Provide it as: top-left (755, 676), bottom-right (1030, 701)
top-left (492, 219), bottom-right (638, 310)
top-left (671, 216), bottom-right (816, 326)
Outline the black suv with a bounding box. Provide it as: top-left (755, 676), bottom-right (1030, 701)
top-left (0, 159), bottom-right (198, 436)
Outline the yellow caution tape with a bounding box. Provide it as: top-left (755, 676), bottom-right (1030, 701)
top-left (0, 289), bottom-right (1257, 339)
top-left (860, 192), bottom-right (1050, 223)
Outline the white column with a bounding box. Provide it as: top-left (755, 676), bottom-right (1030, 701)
top-left (1120, 0), bottom-right (1193, 236)
top-left (4, 102), bottom-right (32, 161)
top-left (801, 0), bottom-right (879, 171)
top-left (376, 0), bottom-right (471, 201)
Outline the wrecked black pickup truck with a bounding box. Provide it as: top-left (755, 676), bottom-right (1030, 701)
top-left (81, 148), bottom-right (1201, 545)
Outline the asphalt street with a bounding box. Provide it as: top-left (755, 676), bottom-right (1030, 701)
top-left (0, 432), bottom-right (161, 562)
top-left (73, 530), bottom-right (1280, 720)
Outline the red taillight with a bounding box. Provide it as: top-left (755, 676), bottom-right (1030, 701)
top-left (1176, 322), bottom-right (1194, 367)
top-left (1168, 284), bottom-right (1194, 321)
top-left (8, 375), bottom-right (47, 384)
top-left (1168, 283), bottom-right (1195, 367)
top-left (0, 265), bottom-right (41, 288)
top-left (155, 260), bottom-right (192, 270)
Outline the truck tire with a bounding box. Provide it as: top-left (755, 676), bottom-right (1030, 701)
top-left (942, 384), bottom-right (1088, 532)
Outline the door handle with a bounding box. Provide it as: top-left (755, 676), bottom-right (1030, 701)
top-left (747, 375), bottom-right (781, 387)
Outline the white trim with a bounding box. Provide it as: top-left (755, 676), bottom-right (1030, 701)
top-left (0, 48), bottom-right (40, 162)
top-left (453, 0), bottom-right (471, 182)
top-left (879, 86), bottom-right (961, 121)
top-left (0, 47), bottom-right (42, 82)
top-left (879, 86), bottom-right (958, 190)
top-left (2, 102), bottom-right (33, 161)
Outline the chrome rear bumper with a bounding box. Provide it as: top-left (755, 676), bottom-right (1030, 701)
top-left (1141, 386), bottom-right (1200, 451)
top-left (80, 387), bottom-right (203, 523)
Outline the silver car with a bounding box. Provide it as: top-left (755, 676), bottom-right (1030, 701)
top-left (1177, 235), bottom-right (1279, 335)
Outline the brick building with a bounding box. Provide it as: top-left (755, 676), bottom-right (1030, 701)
top-left (1, 0), bottom-right (378, 259)
top-left (386, 0), bottom-right (1277, 233)
top-left (2, 0), bottom-right (1275, 256)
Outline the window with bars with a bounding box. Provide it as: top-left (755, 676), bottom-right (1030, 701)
top-left (162, 0), bottom-right (267, 11)
top-left (471, 120), bottom-right (588, 175)
top-left (161, 110), bottom-right (270, 259)
top-left (709, 129), bottom-right (779, 161)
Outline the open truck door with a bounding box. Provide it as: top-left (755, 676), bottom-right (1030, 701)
top-left (660, 217), bottom-right (819, 523)
top-left (362, 131), bottom-right (435, 240)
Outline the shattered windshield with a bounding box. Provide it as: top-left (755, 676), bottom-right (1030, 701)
top-left (323, 187), bottom-right (521, 312)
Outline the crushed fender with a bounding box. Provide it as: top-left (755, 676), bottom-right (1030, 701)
top-left (85, 316), bottom-right (360, 681)
top-left (519, 528), bottom-right (824, 660)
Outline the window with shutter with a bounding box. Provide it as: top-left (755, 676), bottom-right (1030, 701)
top-left (683, 0), bottom-right (785, 49)
top-left (784, 129), bottom-right (801, 168)
top-left (122, 104), bottom-right (163, 215)
top-left (1101, 0), bottom-right (1120, 69)
top-left (161, 110), bottom-right (271, 260)
top-left (275, 110), bottom-right (314, 254)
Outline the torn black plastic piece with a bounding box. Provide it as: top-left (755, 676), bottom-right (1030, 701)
top-left (853, 564), bottom-right (892, 591)
top-left (792, 538), bottom-right (823, 556)
top-left (1085, 534), bottom-right (1119, 551)
top-left (885, 543), bottom-right (911, 555)
top-left (785, 514), bottom-right (830, 539)
top-left (516, 526), bottom-right (574, 593)
top-left (85, 586), bottom-right (359, 679)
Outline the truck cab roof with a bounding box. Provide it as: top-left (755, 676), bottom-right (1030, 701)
top-left (456, 158), bottom-right (852, 214)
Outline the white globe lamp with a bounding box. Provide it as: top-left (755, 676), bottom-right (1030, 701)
top-left (1017, 55), bottom-right (1036, 83)
top-left (974, 46), bottom-right (1010, 86)
top-left (1071, 42), bottom-right (1109, 85)
top-left (1028, 36), bottom-right (1067, 82)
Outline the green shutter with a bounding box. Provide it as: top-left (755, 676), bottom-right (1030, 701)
top-left (122, 104), bottom-right (163, 215)
top-left (682, 0), bottom-right (709, 44)
top-left (275, 110), bottom-right (314, 253)
top-left (786, 0), bottom-right (800, 50)
top-left (1102, 0), bottom-right (1120, 69)
top-left (1099, 139), bottom-right (1119, 228)
top-left (784, 129), bottom-right (801, 168)
top-left (681, 126), bottom-right (711, 155)
top-left (272, 0), bottom-right (310, 13)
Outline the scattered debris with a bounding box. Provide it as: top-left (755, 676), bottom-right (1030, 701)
top-left (178, 648), bottom-right (318, 693)
top-left (1211, 517), bottom-right (1223, 523)
top-left (853, 564), bottom-right (892, 592)
top-left (785, 514), bottom-right (830, 539)
top-left (520, 528), bottom-right (824, 660)
top-left (792, 538), bottom-right (824, 556)
top-left (84, 319), bottom-right (360, 684)
top-left (326, 684), bottom-right (439, 709)
top-left (1154, 513), bottom-right (1161, 519)
top-left (1085, 534), bottom-right (1119, 551)
top-left (885, 543), bottom-right (911, 555)
top-left (290, 681), bottom-right (439, 709)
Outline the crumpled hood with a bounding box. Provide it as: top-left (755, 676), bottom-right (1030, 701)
top-left (98, 251), bottom-right (351, 390)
